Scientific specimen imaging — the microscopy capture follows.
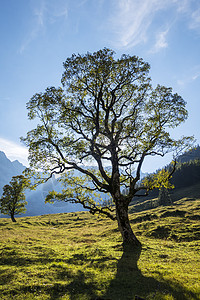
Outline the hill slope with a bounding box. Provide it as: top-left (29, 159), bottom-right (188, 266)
top-left (0, 192), bottom-right (199, 299)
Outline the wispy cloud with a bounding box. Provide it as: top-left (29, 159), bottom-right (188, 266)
top-left (107, 0), bottom-right (200, 49)
top-left (108, 0), bottom-right (176, 49)
top-left (19, 0), bottom-right (69, 54)
top-left (150, 28), bottom-right (169, 53)
top-left (19, 1), bottom-right (46, 54)
top-left (177, 65), bottom-right (200, 86)
top-left (109, 0), bottom-right (161, 48)
top-left (171, 0), bottom-right (200, 31)
top-left (0, 138), bottom-right (28, 166)
top-left (189, 8), bottom-right (200, 30)
top-left (174, 0), bottom-right (200, 30)
top-left (173, 0), bottom-right (190, 13)
top-left (48, 0), bottom-right (68, 21)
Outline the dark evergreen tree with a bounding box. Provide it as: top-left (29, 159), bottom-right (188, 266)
top-left (158, 186), bottom-right (172, 206)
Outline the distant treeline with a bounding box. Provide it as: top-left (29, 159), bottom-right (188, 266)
top-left (171, 159), bottom-right (200, 189)
top-left (141, 146), bottom-right (200, 199)
top-left (170, 145), bottom-right (200, 189)
top-left (177, 145), bottom-right (200, 164)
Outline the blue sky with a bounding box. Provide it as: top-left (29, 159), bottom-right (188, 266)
top-left (0, 0), bottom-right (200, 171)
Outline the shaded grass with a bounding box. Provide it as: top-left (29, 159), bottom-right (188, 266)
top-left (0, 198), bottom-right (200, 299)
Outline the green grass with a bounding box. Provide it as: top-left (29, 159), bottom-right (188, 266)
top-left (0, 195), bottom-right (200, 299)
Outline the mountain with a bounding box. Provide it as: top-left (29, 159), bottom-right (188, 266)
top-left (0, 151), bottom-right (25, 192)
top-left (0, 151), bottom-right (83, 217)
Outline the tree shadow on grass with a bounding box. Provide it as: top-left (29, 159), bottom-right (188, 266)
top-left (0, 246), bottom-right (57, 267)
top-left (102, 244), bottom-right (198, 300)
top-left (50, 269), bottom-right (98, 300)
top-left (1, 245), bottom-right (198, 300)
top-left (1, 271), bottom-right (98, 300)
top-left (0, 269), bottom-right (15, 285)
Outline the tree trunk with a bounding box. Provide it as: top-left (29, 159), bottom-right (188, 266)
top-left (10, 213), bottom-right (16, 222)
top-left (115, 199), bottom-right (141, 249)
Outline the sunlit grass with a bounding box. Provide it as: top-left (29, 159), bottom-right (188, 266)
top-left (0, 197), bottom-right (200, 299)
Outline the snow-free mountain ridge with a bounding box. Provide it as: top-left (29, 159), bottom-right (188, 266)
top-left (0, 151), bottom-right (83, 217)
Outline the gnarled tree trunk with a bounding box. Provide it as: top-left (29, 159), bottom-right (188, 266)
top-left (10, 213), bottom-right (16, 222)
top-left (115, 197), bottom-right (141, 248)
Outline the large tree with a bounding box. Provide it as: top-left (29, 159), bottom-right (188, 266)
top-left (22, 48), bottom-right (192, 248)
top-left (0, 175), bottom-right (30, 222)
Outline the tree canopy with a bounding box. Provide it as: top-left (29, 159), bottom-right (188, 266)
top-left (22, 48), bottom-right (193, 247)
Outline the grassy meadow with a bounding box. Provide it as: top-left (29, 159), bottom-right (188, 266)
top-left (0, 187), bottom-right (200, 299)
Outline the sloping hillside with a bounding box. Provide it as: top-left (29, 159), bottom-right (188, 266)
top-left (130, 182), bottom-right (200, 214)
top-left (0, 194), bottom-right (199, 299)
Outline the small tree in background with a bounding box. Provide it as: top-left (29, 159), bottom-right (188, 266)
top-left (143, 168), bottom-right (174, 207)
top-left (0, 175), bottom-right (30, 222)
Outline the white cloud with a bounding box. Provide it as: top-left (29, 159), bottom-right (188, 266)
top-left (35, 4), bottom-right (45, 27)
top-left (155, 30), bottom-right (168, 49)
top-left (108, 0), bottom-right (176, 48)
top-left (173, 0), bottom-right (190, 13)
top-left (19, 0), bottom-right (69, 54)
top-left (0, 138), bottom-right (29, 166)
top-left (189, 8), bottom-right (200, 29)
top-left (177, 65), bottom-right (200, 86)
top-left (109, 0), bottom-right (159, 48)
top-left (19, 1), bottom-right (46, 54)
top-left (174, 0), bottom-right (200, 31)
top-left (48, 0), bottom-right (69, 21)
top-left (107, 0), bottom-right (200, 49)
top-left (150, 28), bottom-right (169, 53)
